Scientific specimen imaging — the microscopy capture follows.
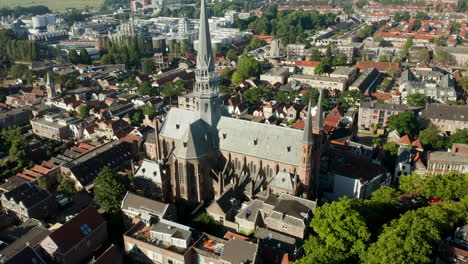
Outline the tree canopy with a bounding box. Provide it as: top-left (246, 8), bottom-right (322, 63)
top-left (94, 166), bottom-right (131, 211)
top-left (387, 112), bottom-right (419, 137)
top-left (418, 125), bottom-right (446, 150)
top-left (243, 85), bottom-right (272, 105)
top-left (337, 90), bottom-right (364, 110)
top-left (296, 198), bottom-right (371, 264)
top-left (231, 54), bottom-right (261, 85)
top-left (406, 93), bottom-right (430, 107)
top-left (399, 172), bottom-right (468, 200)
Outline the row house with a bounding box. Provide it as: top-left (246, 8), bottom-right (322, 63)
top-left (0, 107), bottom-right (33, 130)
top-left (358, 102), bottom-right (406, 130)
top-left (39, 207), bottom-right (108, 264)
top-left (31, 113), bottom-right (82, 141)
top-left (121, 192), bottom-right (176, 229)
top-left (426, 151), bottom-right (468, 174)
top-left (0, 182), bottom-right (58, 221)
top-left (420, 104), bottom-right (468, 134)
top-left (94, 118), bottom-right (131, 140)
top-left (124, 218), bottom-right (259, 264)
top-left (400, 70), bottom-right (457, 103)
top-left (290, 74), bottom-right (347, 92)
top-left (59, 141), bottom-right (133, 191)
top-left (234, 193), bottom-right (316, 240)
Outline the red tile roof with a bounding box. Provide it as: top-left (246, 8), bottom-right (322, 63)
top-left (294, 60), bottom-right (320, 67)
top-left (399, 135), bottom-right (411, 145)
top-left (94, 244), bottom-right (122, 264)
top-left (224, 231), bottom-right (250, 241)
top-left (411, 139), bottom-right (423, 150)
top-left (356, 61), bottom-right (401, 73)
top-left (47, 206), bottom-right (105, 253)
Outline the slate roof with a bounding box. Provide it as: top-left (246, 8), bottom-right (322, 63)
top-left (121, 192), bottom-right (169, 217)
top-left (220, 238), bottom-right (258, 264)
top-left (217, 117), bottom-right (302, 166)
top-left (3, 246), bottom-right (46, 264)
top-left (161, 107), bottom-right (303, 165)
top-left (173, 119), bottom-right (216, 159)
top-left (60, 141), bottom-right (131, 186)
top-left (420, 104), bottom-right (468, 122)
top-left (0, 222), bottom-right (50, 261)
top-left (269, 172), bottom-right (295, 192)
top-left (1, 183), bottom-right (53, 209)
top-left (159, 107), bottom-right (198, 140)
top-left (134, 159), bottom-right (163, 185)
top-left (46, 206), bottom-right (105, 254)
top-left (93, 244), bottom-right (122, 264)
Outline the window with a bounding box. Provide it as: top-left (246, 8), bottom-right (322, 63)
top-left (80, 224), bottom-right (92, 236)
top-left (179, 163), bottom-right (185, 185)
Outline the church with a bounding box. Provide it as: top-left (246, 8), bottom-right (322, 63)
top-left (149, 0), bottom-right (325, 203)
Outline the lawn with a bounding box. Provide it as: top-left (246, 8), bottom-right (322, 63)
top-left (0, 0), bottom-right (104, 11)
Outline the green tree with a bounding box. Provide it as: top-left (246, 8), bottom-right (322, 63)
top-left (226, 48), bottom-right (238, 61)
top-left (363, 208), bottom-right (445, 264)
top-left (68, 49), bottom-right (80, 64)
top-left (57, 173), bottom-right (77, 196)
top-left (458, 76), bottom-right (468, 87)
top-left (310, 48), bottom-right (322, 61)
top-left (451, 21), bottom-right (461, 34)
top-left (314, 57), bottom-right (333, 75)
top-left (337, 90), bottom-right (364, 110)
top-left (301, 89), bottom-right (320, 106)
top-left (141, 58), bottom-right (156, 74)
top-left (378, 55), bottom-right (389, 62)
top-left (296, 198), bottom-right (371, 264)
top-left (137, 82), bottom-right (154, 96)
top-left (434, 48), bottom-right (453, 65)
top-left (162, 81), bottom-right (185, 105)
top-left (94, 166), bottom-right (130, 211)
top-left (370, 186), bottom-right (401, 205)
top-left (402, 37), bottom-right (413, 57)
top-left (413, 48), bottom-right (430, 62)
top-left (221, 67), bottom-right (234, 85)
top-left (447, 128), bottom-right (468, 146)
top-left (275, 88), bottom-right (299, 104)
top-left (9, 136), bottom-right (31, 168)
top-left (142, 104), bottom-right (156, 116)
top-left (232, 54), bottom-right (261, 84)
top-left (130, 109), bottom-right (144, 126)
top-left (399, 173), bottom-right (428, 195)
top-left (419, 125), bottom-right (446, 150)
top-left (79, 48), bottom-right (92, 64)
top-left (406, 93), bottom-right (430, 107)
top-left (383, 141), bottom-right (400, 170)
top-left (358, 25), bottom-right (373, 39)
top-left (243, 85), bottom-right (272, 105)
top-left (37, 176), bottom-right (50, 190)
top-left (77, 105), bottom-right (89, 117)
top-left (245, 37), bottom-right (266, 52)
top-left (9, 64), bottom-right (28, 78)
top-left (333, 54), bottom-right (348, 66)
top-left (415, 12), bottom-right (430, 20)
top-left (387, 112), bottom-right (419, 136)
top-left (100, 54), bottom-right (113, 64)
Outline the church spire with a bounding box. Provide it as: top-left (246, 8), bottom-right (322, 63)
top-left (313, 89), bottom-right (324, 131)
top-left (193, 0), bottom-right (220, 126)
top-left (197, 0), bottom-right (214, 72)
top-left (302, 96), bottom-right (314, 145)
